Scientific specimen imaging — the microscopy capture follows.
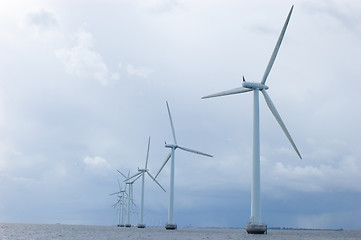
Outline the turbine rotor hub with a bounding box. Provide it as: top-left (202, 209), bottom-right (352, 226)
top-left (242, 81), bottom-right (269, 90)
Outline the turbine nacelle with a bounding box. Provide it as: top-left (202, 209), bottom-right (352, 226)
top-left (242, 81), bottom-right (269, 90)
top-left (137, 168), bottom-right (148, 172)
top-left (165, 143), bottom-right (177, 149)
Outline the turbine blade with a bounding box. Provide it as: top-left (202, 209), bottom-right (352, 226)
top-left (146, 172), bottom-right (166, 192)
top-left (261, 5), bottom-right (293, 84)
top-left (261, 89), bottom-right (302, 159)
top-left (129, 172), bottom-right (142, 184)
top-left (113, 199), bottom-right (121, 208)
top-left (135, 173), bottom-right (142, 182)
top-left (145, 136), bottom-right (151, 169)
top-left (125, 172), bottom-right (142, 182)
top-left (110, 191), bottom-right (121, 195)
top-left (117, 170), bottom-right (127, 179)
top-left (177, 145), bottom-right (213, 157)
top-left (166, 101), bottom-right (177, 144)
top-left (117, 179), bottom-right (121, 190)
top-left (130, 184), bottom-right (136, 207)
top-left (202, 87), bottom-right (252, 99)
top-left (155, 152), bottom-right (172, 179)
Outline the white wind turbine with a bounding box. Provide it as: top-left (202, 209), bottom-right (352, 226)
top-left (124, 136), bottom-right (166, 228)
top-left (118, 170), bottom-right (138, 227)
top-left (155, 101), bottom-right (213, 230)
top-left (110, 180), bottom-right (127, 227)
top-left (202, 6), bottom-right (301, 234)
top-left (125, 178), bottom-right (138, 227)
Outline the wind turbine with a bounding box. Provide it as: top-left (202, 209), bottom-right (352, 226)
top-left (110, 180), bottom-right (127, 227)
top-left (125, 178), bottom-right (138, 227)
top-left (155, 101), bottom-right (213, 230)
top-left (118, 170), bottom-right (138, 227)
top-left (202, 5), bottom-right (301, 234)
top-left (124, 136), bottom-right (166, 228)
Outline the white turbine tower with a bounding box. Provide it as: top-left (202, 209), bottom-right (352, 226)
top-left (125, 137), bottom-right (166, 228)
top-left (202, 6), bottom-right (301, 234)
top-left (155, 101), bottom-right (213, 230)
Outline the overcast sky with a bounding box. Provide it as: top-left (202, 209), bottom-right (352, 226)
top-left (1, 0), bottom-right (360, 229)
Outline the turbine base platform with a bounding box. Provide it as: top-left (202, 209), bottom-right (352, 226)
top-left (246, 223), bottom-right (267, 234)
top-left (137, 224), bottom-right (146, 228)
top-left (165, 223), bottom-right (177, 230)
top-left (125, 224), bottom-right (131, 228)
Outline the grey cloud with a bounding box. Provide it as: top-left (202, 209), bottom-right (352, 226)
top-left (1, 0), bottom-right (361, 229)
top-left (303, 0), bottom-right (361, 35)
top-left (26, 9), bottom-right (58, 31)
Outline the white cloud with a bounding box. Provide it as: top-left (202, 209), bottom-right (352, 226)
top-left (265, 154), bottom-right (361, 194)
top-left (83, 156), bottom-right (110, 169)
top-left (55, 30), bottom-right (113, 85)
top-left (126, 64), bottom-right (154, 78)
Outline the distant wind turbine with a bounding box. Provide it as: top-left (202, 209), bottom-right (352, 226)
top-left (125, 178), bottom-right (138, 227)
top-left (110, 180), bottom-right (127, 227)
top-left (118, 170), bottom-right (138, 227)
top-left (125, 136), bottom-right (166, 228)
top-left (202, 5), bottom-right (301, 234)
top-left (155, 101), bottom-right (213, 230)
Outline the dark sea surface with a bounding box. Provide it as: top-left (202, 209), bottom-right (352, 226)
top-left (1, 223), bottom-right (360, 240)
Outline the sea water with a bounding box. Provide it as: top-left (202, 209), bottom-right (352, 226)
top-left (1, 223), bottom-right (360, 240)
